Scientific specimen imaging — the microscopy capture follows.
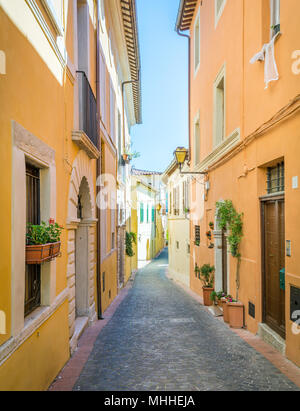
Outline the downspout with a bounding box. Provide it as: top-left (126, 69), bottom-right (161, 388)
top-left (96, 0), bottom-right (104, 320)
top-left (176, 28), bottom-right (191, 162)
top-left (121, 71), bottom-right (140, 279)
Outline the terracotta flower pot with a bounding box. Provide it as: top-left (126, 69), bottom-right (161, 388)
top-left (227, 302), bottom-right (244, 328)
top-left (221, 298), bottom-right (229, 323)
top-left (26, 243), bottom-right (52, 264)
top-left (51, 241), bottom-right (61, 258)
top-left (202, 287), bottom-right (214, 306)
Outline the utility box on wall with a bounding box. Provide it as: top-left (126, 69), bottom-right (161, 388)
top-left (290, 286), bottom-right (300, 322)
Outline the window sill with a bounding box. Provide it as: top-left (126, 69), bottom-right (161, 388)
top-left (0, 288), bottom-right (68, 366)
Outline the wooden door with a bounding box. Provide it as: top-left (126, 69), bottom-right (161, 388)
top-left (222, 230), bottom-right (228, 294)
top-left (262, 197), bottom-right (285, 339)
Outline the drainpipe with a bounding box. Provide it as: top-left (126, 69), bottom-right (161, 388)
top-left (176, 28), bottom-right (191, 162)
top-left (121, 71), bottom-right (140, 277)
top-left (96, 0), bottom-right (104, 320)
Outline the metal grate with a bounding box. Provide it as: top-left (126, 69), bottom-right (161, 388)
top-left (267, 162), bottom-right (284, 194)
top-left (77, 71), bottom-right (98, 148)
top-left (25, 163), bottom-right (41, 316)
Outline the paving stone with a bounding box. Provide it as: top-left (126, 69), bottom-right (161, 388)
top-left (73, 249), bottom-right (299, 391)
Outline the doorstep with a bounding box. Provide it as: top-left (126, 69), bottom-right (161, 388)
top-left (69, 317), bottom-right (89, 355)
top-left (258, 323), bottom-right (286, 356)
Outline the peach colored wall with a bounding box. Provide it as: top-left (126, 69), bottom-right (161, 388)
top-left (189, 0), bottom-right (300, 367)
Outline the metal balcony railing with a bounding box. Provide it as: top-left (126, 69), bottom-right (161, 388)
top-left (77, 71), bottom-right (98, 148)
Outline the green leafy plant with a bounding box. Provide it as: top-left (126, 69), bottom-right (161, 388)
top-left (216, 200), bottom-right (243, 258)
top-left (194, 240), bottom-right (200, 247)
top-left (126, 231), bottom-right (137, 257)
top-left (216, 200), bottom-right (243, 301)
top-left (194, 263), bottom-right (200, 278)
top-left (124, 143), bottom-right (140, 160)
top-left (26, 221), bottom-right (63, 245)
top-left (199, 264), bottom-right (215, 288)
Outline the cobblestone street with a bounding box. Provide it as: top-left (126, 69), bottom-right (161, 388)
top-left (66, 249), bottom-right (299, 391)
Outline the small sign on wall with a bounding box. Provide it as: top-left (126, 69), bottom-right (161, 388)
top-left (286, 240), bottom-right (292, 257)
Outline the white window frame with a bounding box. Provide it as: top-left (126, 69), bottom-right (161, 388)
top-left (194, 8), bottom-right (200, 75)
top-left (213, 64), bottom-right (226, 148)
top-left (41, 0), bottom-right (64, 36)
top-left (215, 0), bottom-right (227, 28)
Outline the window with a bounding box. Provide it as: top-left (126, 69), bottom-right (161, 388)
top-left (152, 206), bottom-right (155, 223)
top-left (183, 180), bottom-right (190, 213)
top-left (25, 163), bottom-right (41, 317)
top-left (267, 162), bottom-right (284, 194)
top-left (173, 187), bottom-right (180, 216)
top-left (140, 203), bottom-right (144, 223)
top-left (147, 204), bottom-right (149, 223)
top-left (194, 115), bottom-right (200, 166)
top-left (270, 0), bottom-right (280, 38)
top-left (194, 9), bottom-right (200, 73)
top-left (176, 241), bottom-right (179, 250)
top-left (195, 225), bottom-right (200, 244)
top-left (215, 0), bottom-right (227, 27)
top-left (214, 66), bottom-right (225, 147)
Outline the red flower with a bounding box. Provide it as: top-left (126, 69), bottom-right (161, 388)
top-left (49, 218), bottom-right (55, 225)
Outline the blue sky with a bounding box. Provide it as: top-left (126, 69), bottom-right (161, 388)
top-left (130, 0), bottom-right (188, 173)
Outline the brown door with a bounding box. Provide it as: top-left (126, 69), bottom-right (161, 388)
top-left (222, 230), bottom-right (228, 294)
top-left (262, 197), bottom-right (285, 339)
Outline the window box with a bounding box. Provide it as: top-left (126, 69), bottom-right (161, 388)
top-left (26, 242), bottom-right (61, 264)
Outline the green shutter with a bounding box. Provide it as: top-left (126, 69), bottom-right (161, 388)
top-left (140, 203), bottom-right (144, 223)
top-left (152, 206), bottom-right (155, 222)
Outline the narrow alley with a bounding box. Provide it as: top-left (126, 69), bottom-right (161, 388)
top-left (53, 250), bottom-right (299, 391)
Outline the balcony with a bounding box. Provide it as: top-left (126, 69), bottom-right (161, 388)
top-left (72, 71), bottom-right (100, 159)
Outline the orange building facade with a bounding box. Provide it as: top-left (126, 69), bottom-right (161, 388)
top-left (176, 0), bottom-right (300, 367)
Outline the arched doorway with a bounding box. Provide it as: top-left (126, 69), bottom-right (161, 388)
top-left (75, 177), bottom-right (92, 318)
top-left (66, 151), bottom-right (97, 354)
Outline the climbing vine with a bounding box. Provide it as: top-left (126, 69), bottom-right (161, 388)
top-left (216, 200), bottom-right (243, 258)
top-left (216, 200), bottom-right (243, 301)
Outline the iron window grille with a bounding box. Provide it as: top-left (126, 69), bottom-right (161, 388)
top-left (267, 162), bottom-right (284, 194)
top-left (77, 71), bottom-right (98, 148)
top-left (25, 163), bottom-right (41, 317)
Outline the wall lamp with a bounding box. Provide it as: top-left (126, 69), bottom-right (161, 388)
top-left (174, 147), bottom-right (207, 175)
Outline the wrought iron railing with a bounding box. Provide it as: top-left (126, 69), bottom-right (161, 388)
top-left (77, 71), bottom-right (98, 148)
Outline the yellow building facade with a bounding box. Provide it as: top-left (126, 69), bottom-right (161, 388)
top-left (0, 0), bottom-right (141, 390)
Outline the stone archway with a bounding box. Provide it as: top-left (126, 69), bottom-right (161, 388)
top-left (66, 151), bottom-right (97, 354)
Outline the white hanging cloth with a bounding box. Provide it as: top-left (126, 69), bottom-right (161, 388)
top-left (250, 36), bottom-right (279, 89)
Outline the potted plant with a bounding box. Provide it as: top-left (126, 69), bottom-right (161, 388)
top-left (211, 290), bottom-right (226, 307)
top-left (221, 294), bottom-right (232, 323)
top-left (26, 220), bottom-right (63, 264)
top-left (199, 264), bottom-right (215, 306)
top-left (206, 230), bottom-right (212, 240)
top-left (209, 221), bottom-right (214, 230)
top-left (123, 143), bottom-right (141, 164)
top-left (227, 296), bottom-right (244, 328)
top-left (216, 200), bottom-right (244, 326)
top-left (194, 240), bottom-right (200, 247)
